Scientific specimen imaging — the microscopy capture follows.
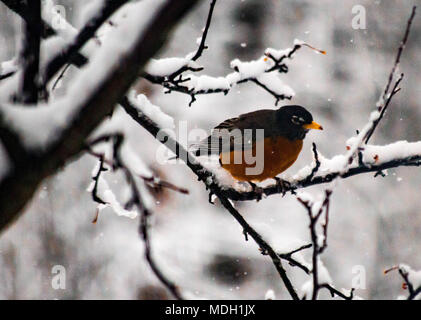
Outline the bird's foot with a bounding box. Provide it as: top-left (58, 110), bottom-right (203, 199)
top-left (248, 181), bottom-right (263, 201)
top-left (273, 177), bottom-right (294, 196)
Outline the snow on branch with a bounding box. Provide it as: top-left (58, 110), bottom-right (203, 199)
top-left (0, 0), bottom-right (88, 83)
top-left (297, 190), bottom-right (355, 300)
top-left (118, 5), bottom-right (418, 299)
top-left (41, 0), bottom-right (130, 87)
top-left (86, 132), bottom-right (186, 300)
top-left (144, 37), bottom-right (323, 106)
top-left (0, 0), bottom-right (200, 232)
top-left (385, 264), bottom-right (421, 300)
top-left (122, 96), bottom-right (360, 300)
top-left (141, 0), bottom-right (324, 106)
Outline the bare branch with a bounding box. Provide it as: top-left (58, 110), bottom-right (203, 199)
top-left (303, 142), bottom-right (321, 184)
top-left (191, 0), bottom-right (217, 61)
top-left (215, 192), bottom-right (300, 300)
top-left (365, 6), bottom-right (417, 143)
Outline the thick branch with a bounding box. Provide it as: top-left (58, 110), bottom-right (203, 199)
top-left (42, 0), bottom-right (129, 86)
top-left (16, 0), bottom-right (41, 104)
top-left (121, 98), bottom-right (302, 299)
top-left (0, 0), bottom-right (201, 232)
top-left (121, 97), bottom-right (364, 300)
top-left (0, 0), bottom-right (87, 67)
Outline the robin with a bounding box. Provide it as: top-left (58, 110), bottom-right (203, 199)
top-left (191, 105), bottom-right (322, 186)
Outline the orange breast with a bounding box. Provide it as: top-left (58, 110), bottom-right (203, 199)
top-left (220, 136), bottom-right (303, 182)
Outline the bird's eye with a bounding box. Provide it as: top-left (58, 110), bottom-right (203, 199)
top-left (291, 115), bottom-right (301, 125)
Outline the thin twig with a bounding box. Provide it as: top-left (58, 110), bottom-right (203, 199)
top-left (385, 265), bottom-right (421, 300)
top-left (51, 63), bottom-right (71, 91)
top-left (215, 192), bottom-right (300, 300)
top-left (297, 190), bottom-right (332, 300)
top-left (304, 143), bottom-right (321, 184)
top-left (192, 0), bottom-right (216, 61)
top-left (88, 135), bottom-right (184, 300)
top-left (365, 6), bottom-right (416, 143)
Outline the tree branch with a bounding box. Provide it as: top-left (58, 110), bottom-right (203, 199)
top-left (365, 6), bottom-right (416, 143)
top-left (16, 0), bottom-right (41, 104)
top-left (0, 0), bottom-right (201, 232)
top-left (0, 0), bottom-right (88, 67)
top-left (215, 191), bottom-right (300, 300)
top-left (297, 190), bottom-right (332, 300)
top-left (42, 0), bottom-right (130, 87)
top-left (120, 96), bottom-right (363, 300)
top-left (87, 136), bottom-right (185, 300)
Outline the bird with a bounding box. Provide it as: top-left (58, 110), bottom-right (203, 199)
top-left (191, 105), bottom-right (323, 185)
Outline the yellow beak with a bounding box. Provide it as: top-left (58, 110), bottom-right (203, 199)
top-left (303, 121), bottom-right (323, 130)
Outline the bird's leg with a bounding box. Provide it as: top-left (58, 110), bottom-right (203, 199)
top-left (248, 181), bottom-right (263, 201)
top-left (273, 177), bottom-right (294, 196)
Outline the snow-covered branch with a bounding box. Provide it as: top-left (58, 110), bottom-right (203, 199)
top-left (385, 264), bottom-right (421, 300)
top-left (0, 0), bottom-right (88, 81)
top-left (297, 190), bottom-right (355, 300)
top-left (119, 6), bottom-right (418, 299)
top-left (141, 0), bottom-right (324, 106)
top-left (143, 38), bottom-right (321, 106)
top-left (86, 133), bottom-right (186, 300)
top-left (41, 0), bottom-right (130, 88)
top-left (0, 0), bottom-right (201, 232)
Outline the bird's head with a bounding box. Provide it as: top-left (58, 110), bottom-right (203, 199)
top-left (276, 105), bottom-right (323, 140)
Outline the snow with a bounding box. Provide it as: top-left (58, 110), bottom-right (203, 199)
top-left (42, 0), bottom-right (78, 40)
top-left (290, 118), bottom-right (421, 185)
top-left (302, 259), bottom-right (333, 298)
top-left (400, 264), bottom-right (421, 290)
top-left (40, 36), bottom-right (68, 71)
top-left (0, 0), bottom-right (165, 149)
top-left (317, 259), bottom-right (333, 285)
top-left (264, 48), bottom-right (292, 60)
top-left (95, 174), bottom-right (138, 219)
top-left (78, 0), bottom-right (105, 27)
top-left (296, 191), bottom-right (314, 204)
top-left (146, 56), bottom-right (201, 77)
top-left (196, 155), bottom-right (251, 191)
top-left (340, 110), bottom-right (381, 173)
top-left (256, 73), bottom-right (295, 98)
top-left (87, 141), bottom-right (154, 219)
top-left (120, 140), bottom-right (153, 178)
top-left (293, 38), bottom-right (306, 46)
top-left (363, 141), bottom-right (421, 165)
top-left (265, 289), bottom-right (275, 300)
top-left (186, 75), bottom-right (231, 92)
top-left (0, 59), bottom-right (17, 75)
top-left (127, 91), bottom-right (174, 129)
top-left (143, 39), bottom-right (308, 99)
top-left (230, 57), bottom-right (272, 80)
top-left (301, 280), bottom-right (313, 298)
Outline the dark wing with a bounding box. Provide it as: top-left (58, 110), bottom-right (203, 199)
top-left (190, 109), bottom-right (276, 156)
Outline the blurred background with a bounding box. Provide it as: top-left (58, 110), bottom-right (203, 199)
top-left (0, 0), bottom-right (420, 299)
